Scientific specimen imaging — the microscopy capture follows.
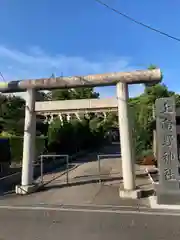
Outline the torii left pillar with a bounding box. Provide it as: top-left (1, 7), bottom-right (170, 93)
top-left (16, 89), bottom-right (37, 194)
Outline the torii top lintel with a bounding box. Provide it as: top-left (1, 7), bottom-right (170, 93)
top-left (0, 69), bottom-right (161, 93)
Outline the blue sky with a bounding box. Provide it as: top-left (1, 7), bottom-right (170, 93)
top-left (0, 0), bottom-right (180, 99)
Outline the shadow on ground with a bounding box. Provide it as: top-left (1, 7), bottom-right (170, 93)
top-left (73, 144), bottom-right (121, 164)
top-left (141, 189), bottom-right (154, 198)
top-left (38, 176), bottom-right (123, 192)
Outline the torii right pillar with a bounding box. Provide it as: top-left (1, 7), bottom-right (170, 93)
top-left (117, 82), bottom-right (142, 199)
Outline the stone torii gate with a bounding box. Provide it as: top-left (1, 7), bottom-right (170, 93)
top-left (0, 69), bottom-right (161, 197)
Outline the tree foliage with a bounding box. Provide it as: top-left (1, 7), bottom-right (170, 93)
top-left (50, 87), bottom-right (99, 100)
top-left (129, 82), bottom-right (178, 160)
top-left (0, 95), bottom-right (25, 135)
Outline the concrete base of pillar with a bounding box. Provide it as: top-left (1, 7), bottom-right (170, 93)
top-left (119, 187), bottom-right (143, 199)
top-left (149, 196), bottom-right (180, 210)
top-left (15, 184), bottom-right (39, 195)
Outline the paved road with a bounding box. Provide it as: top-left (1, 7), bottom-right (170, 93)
top-left (0, 207), bottom-right (180, 239)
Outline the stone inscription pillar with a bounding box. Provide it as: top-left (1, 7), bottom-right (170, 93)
top-left (156, 97), bottom-right (180, 205)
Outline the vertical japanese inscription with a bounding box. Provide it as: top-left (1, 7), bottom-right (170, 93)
top-left (155, 97), bottom-right (179, 187)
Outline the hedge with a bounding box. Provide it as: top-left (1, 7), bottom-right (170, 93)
top-left (0, 135), bottom-right (46, 163)
top-left (47, 119), bottom-right (105, 154)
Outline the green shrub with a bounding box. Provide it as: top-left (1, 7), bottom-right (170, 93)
top-left (48, 119), bottom-right (63, 145)
top-left (47, 117), bottom-right (105, 154)
top-left (140, 149), bottom-right (154, 158)
top-left (0, 135), bottom-right (46, 163)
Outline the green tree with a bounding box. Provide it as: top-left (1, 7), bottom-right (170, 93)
top-left (36, 91), bottom-right (51, 101)
top-left (0, 94), bottom-right (25, 135)
top-left (50, 87), bottom-right (99, 100)
top-left (129, 80), bottom-right (178, 160)
top-left (0, 95), bottom-right (25, 120)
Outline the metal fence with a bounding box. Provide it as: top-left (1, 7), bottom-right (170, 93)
top-left (35, 154), bottom-right (69, 185)
top-left (0, 152), bottom-right (123, 193)
top-left (0, 154), bottom-right (70, 194)
top-left (97, 154), bottom-right (121, 183)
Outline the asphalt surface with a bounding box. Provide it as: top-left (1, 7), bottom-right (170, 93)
top-left (0, 207), bottom-right (180, 239)
top-left (1, 144), bottom-right (173, 239)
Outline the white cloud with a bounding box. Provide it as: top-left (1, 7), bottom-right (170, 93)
top-left (0, 45), bottom-right (144, 99)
